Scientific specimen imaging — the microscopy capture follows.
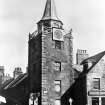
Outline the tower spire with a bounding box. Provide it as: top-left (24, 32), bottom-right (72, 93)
top-left (42, 0), bottom-right (59, 20)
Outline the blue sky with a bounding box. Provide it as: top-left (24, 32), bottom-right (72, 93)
top-left (0, 0), bottom-right (105, 75)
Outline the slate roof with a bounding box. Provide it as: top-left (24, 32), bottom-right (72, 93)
top-left (81, 51), bottom-right (105, 65)
top-left (81, 51), bottom-right (105, 74)
top-left (42, 0), bottom-right (59, 20)
top-left (1, 73), bottom-right (28, 90)
top-left (0, 78), bottom-right (14, 90)
top-left (0, 73), bottom-right (29, 103)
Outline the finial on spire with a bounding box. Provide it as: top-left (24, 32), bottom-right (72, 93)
top-left (42, 0), bottom-right (59, 20)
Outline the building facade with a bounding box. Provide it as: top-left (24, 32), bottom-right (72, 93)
top-left (87, 59), bottom-right (105, 105)
top-left (61, 51), bottom-right (105, 105)
top-left (28, 0), bottom-right (74, 105)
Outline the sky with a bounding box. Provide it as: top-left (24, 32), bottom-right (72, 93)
top-left (0, 0), bottom-right (105, 76)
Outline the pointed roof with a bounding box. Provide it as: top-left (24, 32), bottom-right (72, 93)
top-left (81, 51), bottom-right (105, 74)
top-left (42, 0), bottom-right (59, 20)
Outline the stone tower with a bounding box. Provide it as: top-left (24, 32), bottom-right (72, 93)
top-left (76, 49), bottom-right (89, 65)
top-left (28, 0), bottom-right (74, 105)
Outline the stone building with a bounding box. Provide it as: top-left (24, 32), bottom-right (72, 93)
top-left (28, 0), bottom-right (74, 105)
top-left (61, 51), bottom-right (105, 105)
top-left (81, 51), bottom-right (105, 105)
top-left (87, 59), bottom-right (105, 105)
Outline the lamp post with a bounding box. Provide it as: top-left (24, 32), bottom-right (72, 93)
top-left (69, 98), bottom-right (73, 105)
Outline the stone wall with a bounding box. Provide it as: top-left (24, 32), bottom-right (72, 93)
top-left (41, 27), bottom-right (74, 105)
top-left (28, 19), bottom-right (74, 105)
top-left (87, 59), bottom-right (105, 105)
top-left (28, 33), bottom-right (42, 92)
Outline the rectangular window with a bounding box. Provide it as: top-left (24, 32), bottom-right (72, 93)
top-left (93, 78), bottom-right (100, 90)
top-left (54, 61), bottom-right (61, 71)
top-left (92, 97), bottom-right (99, 105)
top-left (55, 41), bottom-right (61, 49)
top-left (54, 80), bottom-right (61, 93)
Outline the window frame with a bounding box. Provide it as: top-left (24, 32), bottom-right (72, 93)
top-left (92, 97), bottom-right (99, 105)
top-left (54, 61), bottom-right (61, 71)
top-left (93, 78), bottom-right (100, 90)
top-left (54, 80), bottom-right (61, 93)
top-left (55, 40), bottom-right (61, 50)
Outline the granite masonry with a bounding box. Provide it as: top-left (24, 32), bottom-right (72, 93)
top-left (28, 0), bottom-right (74, 105)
